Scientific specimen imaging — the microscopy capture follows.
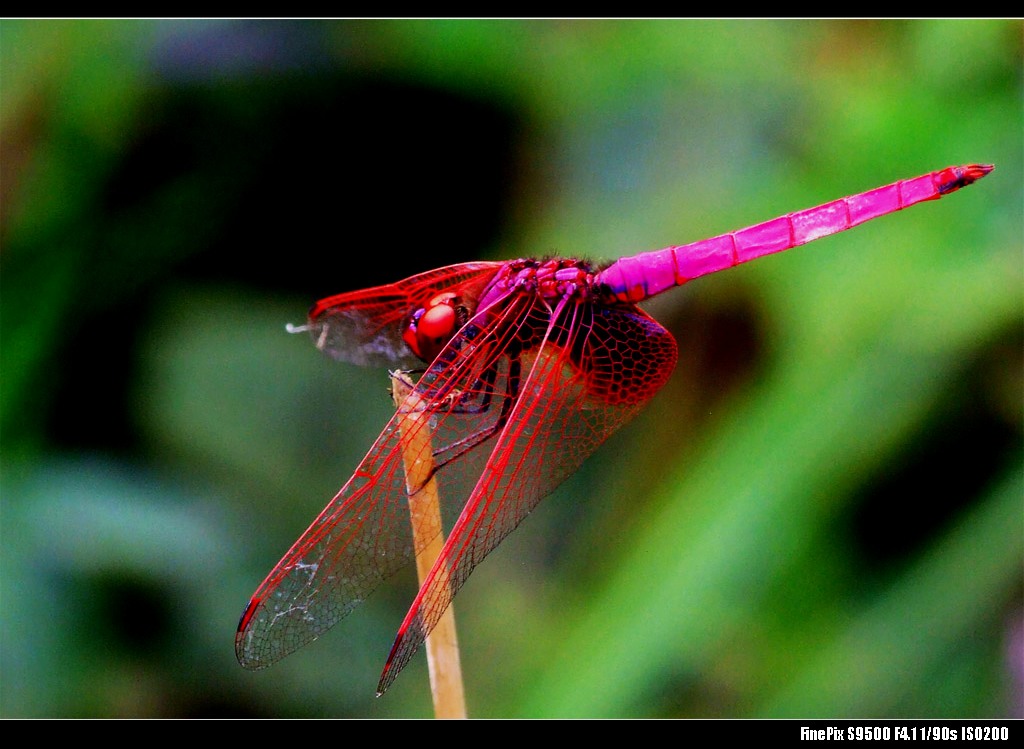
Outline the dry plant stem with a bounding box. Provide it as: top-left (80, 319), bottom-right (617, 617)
top-left (391, 371), bottom-right (468, 719)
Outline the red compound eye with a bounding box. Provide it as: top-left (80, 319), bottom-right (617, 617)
top-left (402, 293), bottom-right (459, 362)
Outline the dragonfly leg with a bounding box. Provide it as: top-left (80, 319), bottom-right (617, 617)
top-left (430, 356), bottom-right (521, 471)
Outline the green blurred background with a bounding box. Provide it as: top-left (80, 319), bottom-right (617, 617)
top-left (1, 19), bottom-right (1021, 719)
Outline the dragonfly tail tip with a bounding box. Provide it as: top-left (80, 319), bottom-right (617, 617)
top-left (967, 163), bottom-right (995, 179)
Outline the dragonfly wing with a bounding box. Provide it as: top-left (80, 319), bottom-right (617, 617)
top-left (304, 261), bottom-right (503, 367)
top-left (236, 280), bottom-right (527, 670)
top-left (235, 411), bottom-right (428, 670)
top-left (376, 299), bottom-right (679, 693)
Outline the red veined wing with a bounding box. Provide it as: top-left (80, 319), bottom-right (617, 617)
top-left (376, 293), bottom-right (679, 694)
top-left (302, 261), bottom-right (503, 367)
top-left (235, 271), bottom-right (678, 683)
top-left (235, 273), bottom-right (527, 670)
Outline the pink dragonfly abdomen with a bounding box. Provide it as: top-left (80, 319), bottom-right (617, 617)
top-left (597, 164), bottom-right (994, 304)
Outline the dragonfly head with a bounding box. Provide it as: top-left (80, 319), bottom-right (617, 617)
top-left (402, 292), bottom-right (460, 363)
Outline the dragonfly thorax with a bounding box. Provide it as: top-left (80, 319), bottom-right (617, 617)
top-left (477, 258), bottom-right (597, 311)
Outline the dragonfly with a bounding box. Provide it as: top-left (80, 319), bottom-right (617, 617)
top-left (236, 163), bottom-right (993, 696)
